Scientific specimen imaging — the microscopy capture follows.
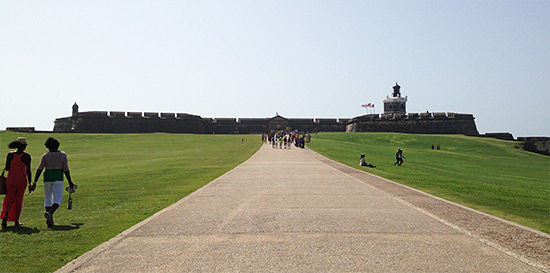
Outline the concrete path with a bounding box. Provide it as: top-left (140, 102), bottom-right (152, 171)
top-left (58, 144), bottom-right (549, 272)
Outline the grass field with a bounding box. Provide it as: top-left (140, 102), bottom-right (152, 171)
top-left (307, 132), bottom-right (550, 234)
top-left (1, 131), bottom-right (548, 272)
top-left (0, 132), bottom-right (262, 272)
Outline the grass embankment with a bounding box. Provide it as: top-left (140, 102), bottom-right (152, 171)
top-left (0, 132), bottom-right (261, 272)
top-left (307, 132), bottom-right (550, 234)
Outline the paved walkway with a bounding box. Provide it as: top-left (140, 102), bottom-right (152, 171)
top-left (58, 144), bottom-right (549, 272)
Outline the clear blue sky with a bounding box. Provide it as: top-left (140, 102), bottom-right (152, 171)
top-left (1, 0), bottom-right (549, 137)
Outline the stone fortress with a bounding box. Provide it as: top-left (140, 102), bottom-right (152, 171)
top-left (53, 84), bottom-right (479, 136)
top-left (345, 83), bottom-right (479, 135)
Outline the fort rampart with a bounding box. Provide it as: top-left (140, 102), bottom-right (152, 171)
top-left (345, 112), bottom-right (479, 136)
top-left (53, 108), bottom-right (479, 136)
top-left (53, 111), bottom-right (351, 134)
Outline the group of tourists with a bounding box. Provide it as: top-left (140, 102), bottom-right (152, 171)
top-left (261, 131), bottom-right (312, 149)
top-left (360, 149), bottom-right (406, 168)
top-left (1, 137), bottom-right (76, 229)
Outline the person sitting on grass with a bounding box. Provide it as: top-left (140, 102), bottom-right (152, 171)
top-left (360, 154), bottom-right (376, 168)
top-left (33, 137), bottom-right (75, 228)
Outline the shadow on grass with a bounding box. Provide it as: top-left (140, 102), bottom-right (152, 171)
top-left (50, 223), bottom-right (85, 231)
top-left (0, 225), bottom-right (40, 235)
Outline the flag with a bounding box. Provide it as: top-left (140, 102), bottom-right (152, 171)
top-left (362, 103), bottom-right (375, 108)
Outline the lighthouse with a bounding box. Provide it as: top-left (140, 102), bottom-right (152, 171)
top-left (383, 83), bottom-right (407, 114)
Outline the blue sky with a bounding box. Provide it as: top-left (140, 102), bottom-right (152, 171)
top-left (1, 0), bottom-right (549, 137)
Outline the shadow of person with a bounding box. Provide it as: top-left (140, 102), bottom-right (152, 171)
top-left (0, 225), bottom-right (40, 235)
top-left (50, 223), bottom-right (84, 231)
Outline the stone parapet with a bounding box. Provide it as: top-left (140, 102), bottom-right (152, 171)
top-left (433, 112), bottom-right (447, 119)
top-left (419, 112), bottom-right (432, 119)
top-left (480, 133), bottom-right (515, 141)
top-left (407, 113), bottom-right (419, 119)
top-left (79, 111), bottom-right (108, 117)
top-left (144, 112), bottom-right (159, 118)
top-left (517, 137), bottom-right (550, 156)
top-left (161, 113), bottom-right (176, 119)
top-left (128, 112), bottom-right (143, 118)
top-left (6, 127), bottom-right (35, 133)
top-left (316, 119), bottom-right (337, 124)
top-left (53, 108), bottom-right (478, 136)
top-left (346, 112), bottom-right (479, 135)
top-left (109, 111), bottom-right (125, 117)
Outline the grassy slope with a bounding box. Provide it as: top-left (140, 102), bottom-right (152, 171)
top-left (307, 132), bottom-right (550, 233)
top-left (0, 132), bottom-right (261, 272)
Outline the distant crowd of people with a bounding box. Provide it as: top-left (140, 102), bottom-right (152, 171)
top-left (261, 131), bottom-right (312, 149)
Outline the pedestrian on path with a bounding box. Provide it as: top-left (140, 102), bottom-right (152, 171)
top-left (360, 154), bottom-right (376, 168)
top-left (33, 137), bottom-right (76, 228)
top-left (1, 137), bottom-right (32, 228)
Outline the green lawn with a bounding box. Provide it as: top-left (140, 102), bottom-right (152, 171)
top-left (1, 131), bottom-right (548, 272)
top-left (0, 132), bottom-right (261, 272)
top-left (307, 132), bottom-right (550, 234)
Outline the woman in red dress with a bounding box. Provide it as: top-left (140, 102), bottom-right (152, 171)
top-left (1, 137), bottom-right (32, 228)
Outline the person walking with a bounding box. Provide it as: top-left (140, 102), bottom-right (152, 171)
top-left (1, 137), bottom-right (32, 228)
top-left (394, 149), bottom-right (405, 166)
top-left (33, 137), bottom-right (75, 228)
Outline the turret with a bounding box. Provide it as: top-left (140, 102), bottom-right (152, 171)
top-left (72, 103), bottom-right (79, 117)
top-left (384, 83), bottom-right (407, 114)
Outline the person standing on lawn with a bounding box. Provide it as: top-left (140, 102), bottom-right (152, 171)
top-left (394, 149), bottom-right (405, 166)
top-left (34, 137), bottom-right (75, 227)
top-left (1, 137), bottom-right (32, 228)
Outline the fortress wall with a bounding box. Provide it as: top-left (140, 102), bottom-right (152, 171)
top-left (161, 113), bottom-right (176, 118)
top-left (144, 112), bottom-right (159, 119)
top-left (347, 112), bottom-right (479, 135)
top-left (109, 111), bottom-right (125, 117)
top-left (238, 118), bottom-right (267, 124)
top-left (200, 118), bottom-right (238, 134)
top-left (433, 112), bottom-right (447, 119)
top-left (338, 118), bottom-right (351, 124)
top-left (79, 111), bottom-right (108, 117)
top-left (392, 113), bottom-right (406, 120)
top-left (354, 114), bottom-right (379, 121)
top-left (450, 113), bottom-right (474, 119)
top-left (55, 111), bottom-right (207, 133)
top-left (53, 117), bottom-right (73, 132)
top-left (53, 109), bottom-right (477, 136)
top-left (407, 113), bottom-right (419, 119)
top-left (128, 112), bottom-right (143, 118)
top-left (518, 137), bottom-right (550, 156)
top-left (209, 123), bottom-right (237, 134)
top-left (316, 119), bottom-right (337, 124)
top-left (289, 119), bottom-right (315, 132)
top-left (419, 112), bottom-right (432, 119)
top-left (177, 113), bottom-right (200, 119)
top-left (212, 118), bottom-right (238, 124)
top-left (235, 119), bottom-right (267, 134)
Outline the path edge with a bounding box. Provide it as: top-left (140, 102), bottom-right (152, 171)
top-left (306, 148), bottom-right (550, 272)
top-left (55, 146), bottom-right (263, 273)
